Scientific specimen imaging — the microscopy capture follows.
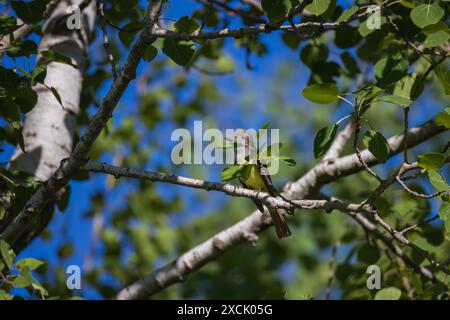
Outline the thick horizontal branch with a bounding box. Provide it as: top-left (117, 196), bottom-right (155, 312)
top-left (114, 198), bottom-right (373, 300)
top-left (84, 162), bottom-right (371, 214)
top-left (151, 21), bottom-right (341, 40)
top-left (85, 161), bottom-right (296, 210)
top-left (0, 0), bottom-right (165, 245)
top-left (116, 193), bottom-right (445, 299)
top-left (115, 118), bottom-right (447, 299)
top-left (286, 118), bottom-right (446, 199)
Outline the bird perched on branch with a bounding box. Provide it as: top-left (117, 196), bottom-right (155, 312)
top-left (232, 129), bottom-right (292, 239)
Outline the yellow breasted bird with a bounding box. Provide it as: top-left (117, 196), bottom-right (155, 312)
top-left (233, 129), bottom-right (292, 239)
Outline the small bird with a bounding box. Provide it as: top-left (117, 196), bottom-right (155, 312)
top-left (233, 129), bottom-right (292, 239)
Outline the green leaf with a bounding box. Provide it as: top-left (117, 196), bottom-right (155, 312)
top-left (410, 3), bottom-right (444, 29)
top-left (14, 274), bottom-right (32, 288)
top-left (0, 66), bottom-right (22, 91)
top-left (5, 40), bottom-right (37, 57)
top-left (400, 0), bottom-right (414, 9)
top-left (32, 279), bottom-right (49, 297)
top-left (261, 0), bottom-right (292, 22)
top-left (321, 0), bottom-right (336, 20)
top-left (434, 65), bottom-right (450, 95)
top-left (358, 17), bottom-right (386, 38)
top-left (0, 240), bottom-right (13, 270)
top-left (0, 15), bottom-right (19, 35)
top-left (281, 32), bottom-right (301, 50)
top-left (300, 44), bottom-right (329, 66)
top-left (14, 87), bottom-right (38, 113)
top-left (3, 103), bottom-right (21, 123)
top-left (337, 6), bottom-right (359, 23)
top-left (302, 83), bottom-right (339, 104)
top-left (12, 0), bottom-right (49, 25)
top-left (16, 258), bottom-right (45, 271)
top-left (0, 206), bottom-right (5, 221)
top-left (362, 130), bottom-right (390, 163)
top-left (13, 265), bottom-right (32, 288)
top-left (260, 143), bottom-right (283, 159)
top-left (31, 65), bottom-right (47, 86)
top-left (113, 0), bottom-right (138, 11)
top-left (423, 31), bottom-right (450, 48)
top-left (57, 243), bottom-right (74, 259)
top-left (334, 25), bottom-right (362, 49)
top-left (162, 39), bottom-right (195, 67)
top-left (357, 243), bottom-right (380, 264)
top-left (393, 199), bottom-right (418, 217)
top-left (435, 108), bottom-right (450, 128)
top-left (260, 121), bottom-right (271, 130)
top-left (375, 287), bottom-right (402, 300)
top-left (174, 16), bottom-right (200, 33)
top-left (0, 16), bottom-right (19, 36)
top-left (143, 45), bottom-right (158, 62)
top-left (305, 0), bottom-right (332, 16)
top-left (374, 58), bottom-right (409, 87)
top-left (378, 95), bottom-right (412, 107)
top-left (428, 170), bottom-right (448, 192)
top-left (422, 22), bottom-right (450, 35)
top-left (50, 87), bottom-right (64, 109)
top-left (221, 165), bottom-right (245, 182)
top-left (279, 156), bottom-right (296, 166)
top-left (0, 289), bottom-right (13, 300)
top-left (439, 201), bottom-right (450, 220)
top-left (341, 52), bottom-right (360, 75)
top-left (40, 50), bottom-right (77, 68)
top-left (314, 124), bottom-right (338, 159)
top-left (13, 127), bottom-right (26, 153)
top-left (118, 21), bottom-right (142, 47)
top-left (418, 152), bottom-right (445, 170)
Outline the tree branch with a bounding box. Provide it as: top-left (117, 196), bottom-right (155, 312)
top-left (0, 0), bottom-right (61, 57)
top-left (150, 21), bottom-right (341, 41)
top-left (285, 118), bottom-right (445, 199)
top-left (113, 199), bottom-right (387, 300)
top-left (0, 0), bottom-right (165, 246)
top-left (322, 119), bottom-right (354, 164)
top-left (114, 118), bottom-right (447, 299)
top-left (97, 0), bottom-right (118, 79)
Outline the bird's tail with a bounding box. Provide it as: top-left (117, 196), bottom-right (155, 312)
top-left (268, 207), bottom-right (291, 239)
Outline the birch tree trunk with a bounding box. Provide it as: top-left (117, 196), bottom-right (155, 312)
top-left (6, 0), bottom-right (96, 250)
top-left (10, 0), bottom-right (96, 181)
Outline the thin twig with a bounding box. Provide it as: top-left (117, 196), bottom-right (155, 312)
top-left (325, 241), bottom-right (340, 300)
top-left (403, 107), bottom-right (409, 163)
top-left (97, 0), bottom-right (117, 79)
top-left (398, 214), bottom-right (440, 236)
top-left (353, 109), bottom-right (382, 181)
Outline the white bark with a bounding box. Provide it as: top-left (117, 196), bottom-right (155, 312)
top-left (9, 0), bottom-right (96, 181)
